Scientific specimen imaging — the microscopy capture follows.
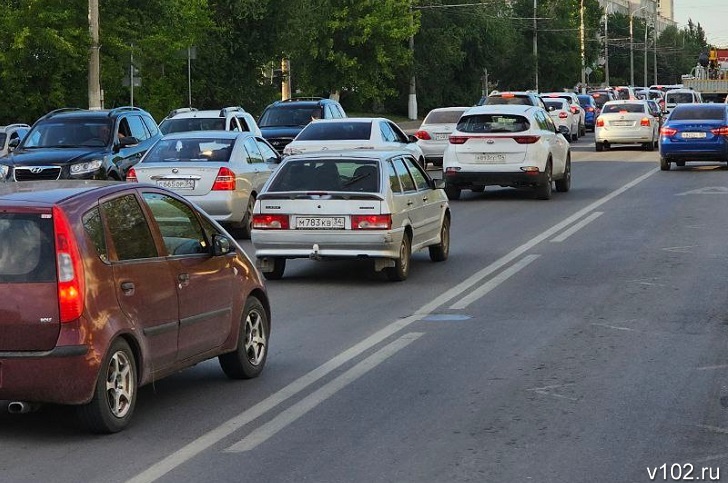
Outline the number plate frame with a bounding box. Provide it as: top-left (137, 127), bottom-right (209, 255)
top-left (156, 179), bottom-right (195, 190)
top-left (295, 216), bottom-right (346, 230)
top-left (475, 154), bottom-right (506, 164)
top-left (681, 132), bottom-right (707, 139)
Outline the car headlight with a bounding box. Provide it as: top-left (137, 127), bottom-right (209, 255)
top-left (70, 159), bottom-right (103, 175)
top-left (0, 164), bottom-right (9, 180)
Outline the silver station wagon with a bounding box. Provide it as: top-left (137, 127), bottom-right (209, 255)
top-left (128, 131), bottom-right (280, 238)
top-left (251, 150), bottom-right (451, 281)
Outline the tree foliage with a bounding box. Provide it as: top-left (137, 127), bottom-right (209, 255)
top-left (0, 0), bottom-right (713, 124)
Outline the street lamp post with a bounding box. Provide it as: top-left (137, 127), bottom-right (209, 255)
top-left (630, 5), bottom-right (648, 87)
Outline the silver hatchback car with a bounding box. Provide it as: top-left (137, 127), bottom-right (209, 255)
top-left (128, 131), bottom-right (280, 238)
top-left (251, 151), bottom-right (451, 281)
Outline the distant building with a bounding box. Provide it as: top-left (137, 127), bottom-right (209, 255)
top-left (598, 0), bottom-right (676, 34)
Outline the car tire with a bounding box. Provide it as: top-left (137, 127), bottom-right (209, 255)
top-left (579, 123), bottom-right (586, 137)
top-left (429, 215), bottom-right (450, 262)
top-left (660, 156), bottom-right (671, 171)
top-left (643, 142), bottom-right (655, 152)
top-left (555, 157), bottom-right (571, 193)
top-left (471, 185), bottom-right (485, 193)
top-left (219, 296), bottom-right (268, 380)
top-left (676, 161), bottom-right (685, 167)
top-left (444, 184), bottom-right (461, 200)
top-left (232, 195), bottom-right (255, 240)
top-left (595, 142), bottom-right (604, 152)
top-left (571, 132), bottom-right (578, 142)
top-left (263, 257), bottom-right (286, 280)
top-left (534, 162), bottom-right (552, 200)
top-left (77, 338), bottom-right (137, 434)
top-left (385, 233), bottom-right (411, 282)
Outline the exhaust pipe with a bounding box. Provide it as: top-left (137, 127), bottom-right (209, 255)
top-left (8, 401), bottom-right (38, 414)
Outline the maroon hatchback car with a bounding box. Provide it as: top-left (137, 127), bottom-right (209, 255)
top-left (0, 181), bottom-right (271, 433)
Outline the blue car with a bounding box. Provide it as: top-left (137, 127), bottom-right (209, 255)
top-left (577, 94), bottom-right (598, 131)
top-left (659, 104), bottom-right (728, 170)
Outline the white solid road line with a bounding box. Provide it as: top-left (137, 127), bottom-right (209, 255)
top-left (127, 166), bottom-right (659, 483)
top-left (550, 211), bottom-right (603, 243)
top-left (450, 255), bottom-right (541, 310)
top-left (225, 332), bottom-right (424, 453)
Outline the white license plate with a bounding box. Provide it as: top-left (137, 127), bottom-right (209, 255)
top-left (475, 154), bottom-right (506, 164)
top-left (681, 132), bottom-right (707, 139)
top-left (296, 216), bottom-right (345, 229)
top-left (611, 121), bottom-right (632, 127)
top-left (157, 179), bottom-right (195, 190)
top-left (433, 133), bottom-right (449, 141)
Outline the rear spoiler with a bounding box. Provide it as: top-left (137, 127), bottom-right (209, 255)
top-left (258, 191), bottom-right (385, 201)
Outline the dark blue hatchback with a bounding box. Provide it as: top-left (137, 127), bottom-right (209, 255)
top-left (577, 94), bottom-right (598, 131)
top-left (659, 104), bottom-right (728, 170)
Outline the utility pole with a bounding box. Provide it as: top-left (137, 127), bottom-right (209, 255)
top-left (533, 0), bottom-right (538, 91)
top-left (579, 0), bottom-right (585, 93)
top-left (604, 6), bottom-right (610, 86)
top-left (644, 20), bottom-right (648, 88)
top-left (87, 0), bottom-right (101, 110)
top-left (653, 11), bottom-right (658, 85)
top-left (130, 46), bottom-right (134, 107)
top-left (408, 4), bottom-right (417, 120)
top-left (281, 58), bottom-right (291, 101)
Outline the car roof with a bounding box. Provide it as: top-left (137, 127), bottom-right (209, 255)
top-left (301, 117), bottom-right (384, 124)
top-left (283, 149), bottom-right (412, 163)
top-left (603, 99), bottom-right (647, 105)
top-left (39, 107), bottom-right (149, 121)
top-left (0, 181), bottom-right (128, 205)
top-left (158, 130), bottom-right (248, 141)
top-left (426, 106), bottom-right (470, 113)
top-left (665, 88), bottom-right (698, 95)
top-left (464, 105), bottom-right (537, 115)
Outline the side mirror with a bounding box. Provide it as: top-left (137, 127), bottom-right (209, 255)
top-left (115, 136), bottom-right (140, 152)
top-left (8, 138), bottom-right (20, 151)
top-left (433, 179), bottom-right (446, 190)
top-left (212, 234), bottom-right (233, 256)
top-left (408, 134), bottom-right (418, 143)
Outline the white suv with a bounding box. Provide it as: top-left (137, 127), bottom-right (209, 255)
top-left (159, 107), bottom-right (262, 136)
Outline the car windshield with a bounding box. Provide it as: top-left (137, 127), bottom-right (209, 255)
top-left (602, 103), bottom-right (644, 114)
top-left (457, 114), bottom-right (530, 133)
top-left (295, 122), bottom-right (371, 141)
top-left (577, 96), bottom-right (592, 107)
top-left (665, 92), bottom-right (695, 104)
top-left (0, 214), bottom-right (55, 283)
top-left (670, 105), bottom-right (726, 121)
top-left (258, 106), bottom-right (322, 128)
top-left (485, 96), bottom-right (532, 106)
top-left (21, 118), bottom-right (113, 148)
top-left (159, 118), bottom-right (225, 134)
top-left (141, 138), bottom-right (235, 163)
top-left (268, 159), bottom-right (380, 192)
top-left (424, 110), bottom-right (466, 124)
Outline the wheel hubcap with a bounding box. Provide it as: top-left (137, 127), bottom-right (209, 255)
top-left (244, 309), bottom-right (267, 366)
top-left (105, 351), bottom-right (134, 418)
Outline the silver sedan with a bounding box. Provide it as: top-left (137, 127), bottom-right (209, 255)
top-left (128, 131), bottom-right (280, 238)
top-left (251, 150), bottom-right (451, 281)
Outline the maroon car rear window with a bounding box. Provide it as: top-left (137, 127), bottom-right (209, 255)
top-left (0, 214), bottom-right (55, 283)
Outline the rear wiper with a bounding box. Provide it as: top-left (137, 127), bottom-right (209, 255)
top-left (342, 173), bottom-right (370, 188)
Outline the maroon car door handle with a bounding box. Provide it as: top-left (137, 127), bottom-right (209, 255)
top-left (120, 282), bottom-right (135, 295)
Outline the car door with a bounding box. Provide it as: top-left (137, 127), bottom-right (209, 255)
top-left (536, 111), bottom-right (568, 176)
top-left (391, 156), bottom-right (426, 247)
top-left (114, 115), bottom-right (152, 176)
top-left (403, 156), bottom-right (441, 245)
top-left (243, 137), bottom-right (274, 191)
top-left (140, 191), bottom-right (235, 361)
top-left (100, 192), bottom-right (180, 371)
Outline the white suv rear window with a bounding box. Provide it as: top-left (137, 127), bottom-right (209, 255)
top-left (457, 115), bottom-right (530, 134)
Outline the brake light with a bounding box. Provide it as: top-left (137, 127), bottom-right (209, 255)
top-left (126, 168), bottom-right (138, 183)
top-left (212, 167), bottom-right (236, 191)
top-left (449, 136), bottom-right (469, 144)
top-left (660, 127), bottom-right (678, 137)
top-left (640, 117), bottom-right (651, 127)
top-left (570, 105), bottom-right (579, 114)
top-left (351, 214), bottom-right (391, 230)
top-left (414, 130), bottom-right (431, 140)
top-left (596, 117), bottom-right (604, 127)
top-left (618, 110), bottom-right (628, 114)
top-left (252, 214), bottom-right (289, 230)
top-left (558, 112), bottom-right (568, 119)
top-left (710, 126), bottom-right (728, 136)
top-left (587, 107), bottom-right (595, 112)
top-left (512, 135), bottom-right (540, 144)
top-left (501, 93), bottom-right (515, 98)
top-left (53, 206), bottom-right (84, 324)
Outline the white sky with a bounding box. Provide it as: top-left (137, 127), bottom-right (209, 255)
top-left (673, 0), bottom-right (728, 46)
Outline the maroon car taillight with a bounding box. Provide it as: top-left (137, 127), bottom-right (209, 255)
top-left (252, 214), bottom-right (289, 229)
top-left (53, 206), bottom-right (85, 324)
top-left (351, 214), bottom-right (391, 230)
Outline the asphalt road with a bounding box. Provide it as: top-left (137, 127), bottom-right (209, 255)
top-left (3, 134), bottom-right (728, 482)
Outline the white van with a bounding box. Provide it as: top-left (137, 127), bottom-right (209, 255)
top-left (664, 89), bottom-right (702, 114)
